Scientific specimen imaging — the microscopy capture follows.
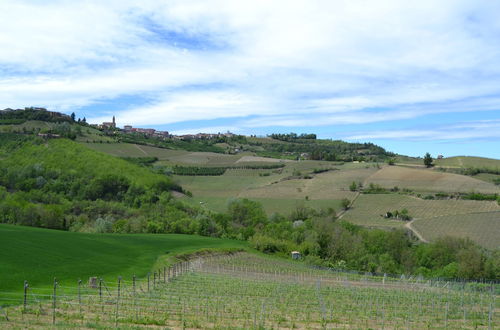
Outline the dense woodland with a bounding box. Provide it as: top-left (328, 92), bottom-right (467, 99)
top-left (0, 132), bottom-right (498, 281)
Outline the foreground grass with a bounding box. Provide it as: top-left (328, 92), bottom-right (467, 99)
top-left (0, 224), bottom-right (246, 298)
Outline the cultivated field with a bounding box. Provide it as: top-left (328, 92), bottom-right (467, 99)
top-left (366, 166), bottom-right (499, 193)
top-left (412, 212), bottom-right (500, 250)
top-left (84, 142), bottom-right (189, 159)
top-left (435, 156), bottom-right (500, 169)
top-left (80, 143), bottom-right (500, 245)
top-left (2, 253), bottom-right (497, 329)
top-left (176, 163), bottom-right (374, 215)
top-left (342, 194), bottom-right (500, 230)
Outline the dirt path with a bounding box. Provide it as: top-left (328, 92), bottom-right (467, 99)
top-left (337, 166), bottom-right (382, 219)
top-left (405, 219), bottom-right (429, 243)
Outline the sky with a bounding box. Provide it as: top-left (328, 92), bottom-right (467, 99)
top-left (1, 0), bottom-right (500, 158)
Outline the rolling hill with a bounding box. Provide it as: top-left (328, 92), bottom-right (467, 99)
top-left (0, 224), bottom-right (245, 300)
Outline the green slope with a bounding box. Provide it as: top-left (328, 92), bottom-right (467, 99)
top-left (0, 136), bottom-right (167, 186)
top-left (0, 224), bottom-right (246, 302)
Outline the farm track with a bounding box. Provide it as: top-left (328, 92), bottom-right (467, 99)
top-left (405, 220), bottom-right (429, 243)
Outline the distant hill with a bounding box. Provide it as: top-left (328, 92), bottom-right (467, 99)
top-left (0, 107), bottom-right (72, 124)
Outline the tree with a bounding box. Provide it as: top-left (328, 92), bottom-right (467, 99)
top-left (349, 181), bottom-right (357, 192)
top-left (423, 152), bottom-right (433, 168)
top-left (70, 112), bottom-right (76, 121)
top-left (341, 198), bottom-right (351, 210)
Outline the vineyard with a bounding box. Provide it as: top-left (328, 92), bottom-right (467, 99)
top-left (343, 194), bottom-right (500, 228)
top-left (1, 253), bottom-right (497, 329)
top-left (412, 211), bottom-right (500, 250)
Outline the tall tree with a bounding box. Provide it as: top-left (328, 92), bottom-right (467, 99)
top-left (423, 152), bottom-right (433, 168)
top-left (70, 112), bottom-right (76, 121)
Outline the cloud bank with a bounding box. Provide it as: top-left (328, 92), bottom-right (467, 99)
top-left (1, 0), bottom-right (499, 155)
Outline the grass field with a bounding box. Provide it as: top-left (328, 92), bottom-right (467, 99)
top-left (412, 212), bottom-right (500, 250)
top-left (3, 253), bottom-right (497, 329)
top-left (366, 166), bottom-right (499, 193)
top-left (0, 225), bottom-right (246, 298)
top-left (342, 194), bottom-right (500, 231)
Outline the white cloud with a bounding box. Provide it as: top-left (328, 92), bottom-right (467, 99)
top-left (344, 120), bottom-right (500, 141)
top-left (1, 0), bottom-right (500, 131)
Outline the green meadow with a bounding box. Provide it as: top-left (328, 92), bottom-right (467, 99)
top-left (0, 224), bottom-right (246, 301)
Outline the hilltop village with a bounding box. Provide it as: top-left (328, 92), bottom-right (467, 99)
top-left (99, 115), bottom-right (236, 141)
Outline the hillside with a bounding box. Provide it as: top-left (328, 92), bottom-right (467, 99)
top-left (0, 224), bottom-right (245, 298)
top-left (0, 111), bottom-right (498, 282)
top-left (80, 140), bottom-right (500, 250)
top-left (435, 156), bottom-right (500, 168)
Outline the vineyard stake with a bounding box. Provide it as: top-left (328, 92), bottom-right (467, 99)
top-left (52, 278), bottom-right (57, 325)
top-left (115, 276), bottom-right (121, 327)
top-left (99, 278), bottom-right (103, 312)
top-left (78, 279), bottom-right (82, 315)
top-left (23, 280), bottom-right (28, 313)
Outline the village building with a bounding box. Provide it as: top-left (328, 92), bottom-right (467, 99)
top-left (101, 116), bottom-right (116, 129)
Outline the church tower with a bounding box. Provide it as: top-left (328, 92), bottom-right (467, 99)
top-left (112, 116), bottom-right (116, 128)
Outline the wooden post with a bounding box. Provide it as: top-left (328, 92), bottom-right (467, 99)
top-left (78, 279), bottom-right (82, 314)
top-left (115, 276), bottom-right (121, 327)
top-left (132, 275), bottom-right (137, 321)
top-left (132, 275), bottom-right (136, 295)
top-left (147, 273), bottom-right (150, 292)
top-left (99, 278), bottom-right (103, 312)
top-left (163, 267), bottom-right (166, 283)
top-left (153, 271), bottom-right (156, 290)
top-left (52, 278), bottom-right (57, 325)
top-left (445, 301), bottom-right (448, 329)
top-left (488, 302), bottom-right (492, 330)
top-left (23, 280), bottom-right (28, 313)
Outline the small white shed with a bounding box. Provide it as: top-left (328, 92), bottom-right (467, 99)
top-left (291, 251), bottom-right (301, 260)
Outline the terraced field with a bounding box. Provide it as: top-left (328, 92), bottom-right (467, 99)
top-left (412, 212), bottom-right (500, 250)
top-left (3, 253), bottom-right (497, 329)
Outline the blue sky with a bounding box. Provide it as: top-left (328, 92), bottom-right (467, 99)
top-left (1, 0), bottom-right (499, 158)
